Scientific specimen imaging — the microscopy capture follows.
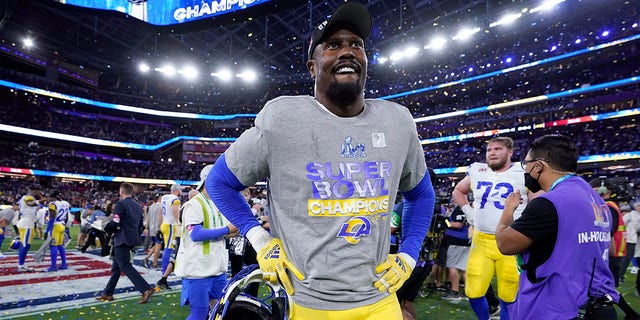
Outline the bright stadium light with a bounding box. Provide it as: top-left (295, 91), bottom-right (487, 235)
top-left (377, 56), bottom-right (389, 64)
top-left (489, 13), bottom-right (522, 28)
top-left (389, 51), bottom-right (404, 62)
top-left (179, 65), bottom-right (199, 80)
top-left (404, 46), bottom-right (420, 58)
top-left (155, 64), bottom-right (176, 77)
top-left (23, 37), bottom-right (34, 48)
top-left (211, 69), bottom-right (232, 81)
top-left (425, 37), bottom-right (447, 50)
top-left (530, 0), bottom-right (565, 13)
top-left (138, 63), bottom-right (150, 73)
top-left (237, 69), bottom-right (257, 82)
top-left (601, 30), bottom-right (610, 37)
top-left (452, 27), bottom-right (481, 41)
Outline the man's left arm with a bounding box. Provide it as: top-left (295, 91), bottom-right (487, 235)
top-left (45, 203), bottom-right (57, 236)
top-left (374, 173), bottom-right (434, 294)
top-left (399, 174), bottom-right (435, 264)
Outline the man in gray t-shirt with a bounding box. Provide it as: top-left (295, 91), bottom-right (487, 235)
top-left (206, 3), bottom-right (435, 318)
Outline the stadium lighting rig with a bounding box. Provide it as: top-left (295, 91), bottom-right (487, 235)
top-left (424, 37), bottom-right (447, 50)
top-left (375, 0), bottom-right (572, 65)
top-left (155, 64), bottom-right (177, 78)
top-left (452, 27), bottom-right (482, 41)
top-left (236, 69), bottom-right (257, 82)
top-left (489, 12), bottom-right (523, 28)
top-left (178, 65), bottom-right (199, 80)
top-left (211, 69), bottom-right (233, 81)
top-left (530, 0), bottom-right (566, 13)
top-left (138, 61), bottom-right (257, 83)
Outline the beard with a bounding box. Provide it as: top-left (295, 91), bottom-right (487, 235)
top-left (326, 80), bottom-right (363, 108)
top-left (487, 157), bottom-right (508, 171)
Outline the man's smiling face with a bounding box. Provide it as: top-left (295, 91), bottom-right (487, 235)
top-left (308, 29), bottom-right (367, 108)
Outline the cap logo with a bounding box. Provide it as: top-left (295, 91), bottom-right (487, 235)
top-left (318, 20), bottom-right (328, 30)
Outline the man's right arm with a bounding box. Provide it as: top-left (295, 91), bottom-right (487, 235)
top-left (452, 175), bottom-right (471, 207)
top-left (452, 175), bottom-right (475, 224)
top-left (206, 154), bottom-right (267, 250)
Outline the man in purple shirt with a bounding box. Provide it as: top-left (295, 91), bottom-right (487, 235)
top-left (495, 135), bottom-right (619, 320)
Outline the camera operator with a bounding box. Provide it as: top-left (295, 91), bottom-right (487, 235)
top-left (495, 135), bottom-right (638, 319)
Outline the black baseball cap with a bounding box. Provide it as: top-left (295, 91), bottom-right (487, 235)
top-left (308, 2), bottom-right (372, 59)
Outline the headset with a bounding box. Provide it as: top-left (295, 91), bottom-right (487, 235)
top-left (209, 264), bottom-right (291, 320)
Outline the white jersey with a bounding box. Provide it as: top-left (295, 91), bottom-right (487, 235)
top-left (175, 192), bottom-right (229, 278)
top-left (36, 207), bottom-right (47, 227)
top-left (17, 204), bottom-right (38, 229)
top-left (18, 194), bottom-right (39, 212)
top-left (468, 162), bottom-right (529, 234)
top-left (161, 194), bottom-right (181, 225)
top-left (49, 200), bottom-right (71, 226)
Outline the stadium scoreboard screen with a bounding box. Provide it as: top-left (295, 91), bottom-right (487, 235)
top-left (56, 0), bottom-right (272, 25)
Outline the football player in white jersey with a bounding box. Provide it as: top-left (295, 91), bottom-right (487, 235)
top-left (452, 136), bottom-right (538, 320)
top-left (160, 184), bottom-right (182, 275)
top-left (45, 190), bottom-right (70, 271)
top-left (16, 195), bottom-right (39, 272)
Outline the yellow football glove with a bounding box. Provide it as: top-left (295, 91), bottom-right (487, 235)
top-left (374, 253), bottom-right (414, 294)
top-left (257, 238), bottom-right (305, 295)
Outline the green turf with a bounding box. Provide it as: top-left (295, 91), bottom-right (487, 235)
top-left (4, 226), bottom-right (640, 319)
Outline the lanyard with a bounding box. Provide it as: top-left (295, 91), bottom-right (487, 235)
top-left (550, 174), bottom-right (575, 191)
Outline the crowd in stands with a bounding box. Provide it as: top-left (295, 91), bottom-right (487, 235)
top-left (0, 0), bottom-right (638, 206)
top-left (0, 1), bottom-right (636, 116)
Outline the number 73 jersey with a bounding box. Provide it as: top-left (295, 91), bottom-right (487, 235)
top-left (468, 162), bottom-right (529, 234)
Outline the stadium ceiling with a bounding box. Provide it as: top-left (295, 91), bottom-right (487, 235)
top-left (0, 0), bottom-right (517, 84)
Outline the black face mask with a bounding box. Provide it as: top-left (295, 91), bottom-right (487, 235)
top-left (524, 167), bottom-right (542, 193)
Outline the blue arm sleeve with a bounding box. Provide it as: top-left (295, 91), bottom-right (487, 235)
top-left (206, 154), bottom-right (261, 236)
top-left (45, 218), bottom-right (54, 234)
top-left (399, 173), bottom-right (436, 261)
top-left (189, 224), bottom-right (230, 242)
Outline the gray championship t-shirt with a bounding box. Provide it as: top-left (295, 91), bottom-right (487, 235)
top-left (225, 95), bottom-right (426, 310)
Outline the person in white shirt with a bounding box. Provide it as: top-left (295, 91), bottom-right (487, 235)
top-left (175, 164), bottom-right (237, 320)
top-left (160, 184), bottom-right (182, 274)
top-left (0, 203), bottom-right (19, 258)
top-left (452, 136), bottom-right (538, 319)
top-left (45, 191), bottom-right (71, 271)
top-left (16, 195), bottom-right (39, 272)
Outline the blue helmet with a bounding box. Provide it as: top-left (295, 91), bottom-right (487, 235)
top-left (209, 264), bottom-right (291, 320)
top-left (10, 237), bottom-right (22, 250)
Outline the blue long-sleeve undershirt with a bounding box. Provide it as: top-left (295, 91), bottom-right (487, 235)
top-left (45, 217), bottom-right (54, 235)
top-left (188, 224), bottom-right (229, 242)
top-left (399, 173), bottom-right (436, 262)
top-left (206, 154), bottom-right (261, 236)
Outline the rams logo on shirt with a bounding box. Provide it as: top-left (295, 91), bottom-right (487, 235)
top-left (337, 217), bottom-right (371, 244)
